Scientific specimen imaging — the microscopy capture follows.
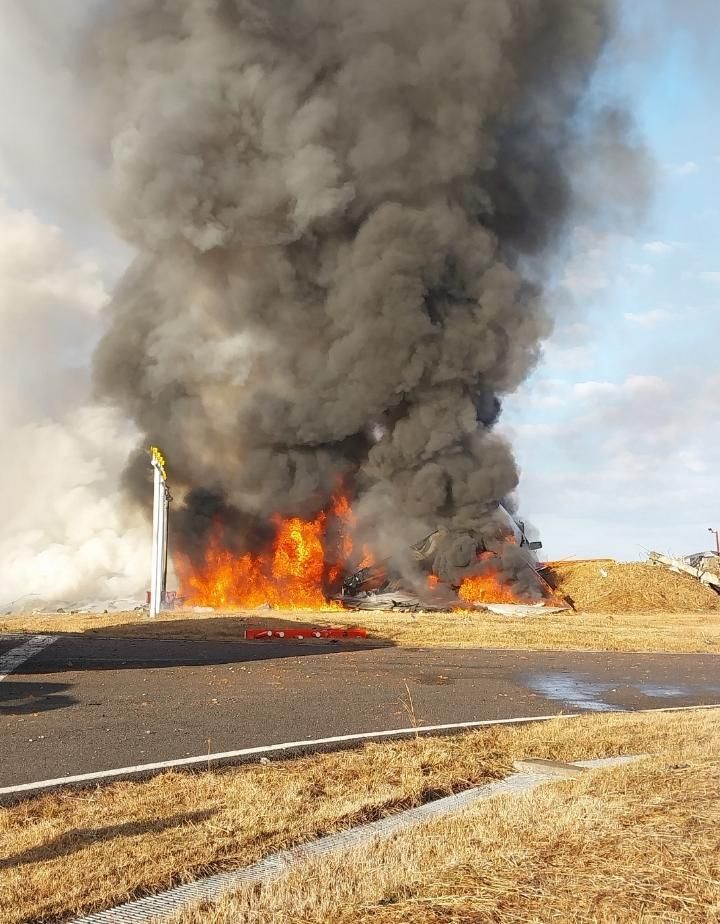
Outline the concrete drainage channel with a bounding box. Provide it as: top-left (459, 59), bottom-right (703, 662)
top-left (69, 755), bottom-right (640, 924)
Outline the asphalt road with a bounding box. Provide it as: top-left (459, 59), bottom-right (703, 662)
top-left (1, 632), bottom-right (719, 788)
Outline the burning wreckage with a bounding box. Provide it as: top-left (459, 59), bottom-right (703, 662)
top-left (338, 506), bottom-right (558, 613)
top-left (170, 486), bottom-right (563, 615)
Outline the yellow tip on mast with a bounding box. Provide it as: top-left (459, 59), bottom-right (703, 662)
top-left (150, 446), bottom-right (167, 482)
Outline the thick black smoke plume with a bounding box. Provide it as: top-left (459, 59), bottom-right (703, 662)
top-left (91, 0), bottom-right (639, 586)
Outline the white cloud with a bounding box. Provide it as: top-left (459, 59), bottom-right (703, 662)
top-left (571, 380), bottom-right (618, 400)
top-left (664, 161), bottom-right (700, 177)
top-left (627, 262), bottom-right (654, 277)
top-left (642, 240), bottom-right (688, 254)
top-left (674, 450), bottom-right (707, 474)
top-left (514, 370), bottom-right (720, 559)
top-left (559, 228), bottom-right (658, 301)
top-left (623, 309), bottom-right (678, 327)
top-left (699, 271), bottom-right (720, 284)
top-left (572, 377), bottom-right (660, 401)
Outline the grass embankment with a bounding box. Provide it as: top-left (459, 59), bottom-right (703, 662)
top-left (1, 709), bottom-right (718, 923)
top-left (179, 740), bottom-right (720, 924)
top-left (1, 605), bottom-right (719, 653)
top-left (545, 560), bottom-right (720, 614)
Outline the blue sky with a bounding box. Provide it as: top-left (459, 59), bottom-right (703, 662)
top-left (504, 1), bottom-right (720, 559)
top-left (0, 1), bottom-right (717, 602)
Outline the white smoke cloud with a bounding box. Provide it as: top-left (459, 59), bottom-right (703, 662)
top-left (0, 1), bottom-right (107, 222)
top-left (0, 202), bottom-right (104, 420)
top-left (0, 200), bottom-right (149, 609)
top-left (623, 308), bottom-right (679, 327)
top-left (0, 409), bottom-right (150, 608)
top-left (0, 4), bottom-right (153, 610)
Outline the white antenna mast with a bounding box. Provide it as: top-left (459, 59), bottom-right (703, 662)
top-left (149, 446), bottom-right (170, 618)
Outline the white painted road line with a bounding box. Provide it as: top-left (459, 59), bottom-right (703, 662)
top-left (4, 704), bottom-right (719, 803)
top-left (0, 634), bottom-right (58, 682)
top-left (0, 713), bottom-right (577, 801)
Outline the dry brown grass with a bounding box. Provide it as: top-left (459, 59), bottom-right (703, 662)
top-left (180, 745), bottom-right (720, 924)
top-left (2, 603), bottom-right (719, 654)
top-left (1, 709), bottom-right (718, 924)
top-left (547, 560), bottom-right (720, 614)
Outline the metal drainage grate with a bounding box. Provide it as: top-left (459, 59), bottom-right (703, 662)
top-left (70, 756), bottom-right (638, 924)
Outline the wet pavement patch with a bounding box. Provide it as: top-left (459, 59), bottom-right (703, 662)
top-left (638, 684), bottom-right (690, 698)
top-left (526, 671), bottom-right (720, 713)
top-left (526, 673), bottom-right (617, 712)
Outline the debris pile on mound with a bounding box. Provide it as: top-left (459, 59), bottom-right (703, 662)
top-left (685, 551), bottom-right (720, 577)
top-left (544, 561), bottom-right (720, 614)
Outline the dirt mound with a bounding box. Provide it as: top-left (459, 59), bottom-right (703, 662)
top-left (545, 560), bottom-right (720, 614)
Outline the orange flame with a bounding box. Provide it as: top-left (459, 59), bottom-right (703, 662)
top-left (176, 510), bottom-right (341, 611)
top-left (176, 490), bottom-right (532, 612)
top-left (175, 489), bottom-right (374, 611)
top-left (358, 545), bottom-right (375, 569)
top-left (457, 554), bottom-right (526, 605)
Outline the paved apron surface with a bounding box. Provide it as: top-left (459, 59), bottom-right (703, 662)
top-left (1, 632), bottom-right (719, 787)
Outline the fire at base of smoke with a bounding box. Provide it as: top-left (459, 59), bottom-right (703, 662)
top-left (172, 485), bottom-right (553, 612)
